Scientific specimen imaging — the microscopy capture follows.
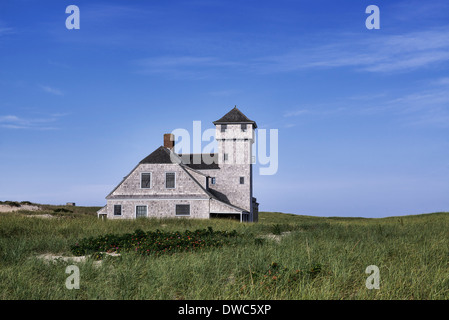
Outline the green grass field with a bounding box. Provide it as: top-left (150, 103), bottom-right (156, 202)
top-left (0, 205), bottom-right (448, 300)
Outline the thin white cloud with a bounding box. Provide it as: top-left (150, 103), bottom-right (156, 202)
top-left (136, 27), bottom-right (449, 78)
top-left (82, 4), bottom-right (152, 20)
top-left (47, 60), bottom-right (71, 69)
top-left (281, 77), bottom-right (449, 128)
top-left (0, 115), bottom-right (20, 122)
top-left (283, 107), bottom-right (346, 118)
top-left (208, 89), bottom-right (240, 97)
top-left (134, 56), bottom-right (241, 79)
top-left (40, 85), bottom-right (64, 96)
top-left (254, 27), bottom-right (449, 74)
top-left (0, 114), bottom-right (64, 130)
top-left (433, 77), bottom-right (449, 86)
top-left (283, 109), bottom-right (309, 117)
top-left (140, 55), bottom-right (238, 67)
top-left (358, 80), bottom-right (449, 127)
top-left (0, 27), bottom-right (14, 36)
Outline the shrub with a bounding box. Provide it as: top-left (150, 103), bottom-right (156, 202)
top-left (271, 224), bottom-right (282, 235)
top-left (71, 227), bottom-right (240, 257)
top-left (0, 201), bottom-right (21, 207)
top-left (53, 208), bottom-right (73, 213)
top-left (253, 261), bottom-right (324, 289)
top-left (269, 223), bottom-right (296, 235)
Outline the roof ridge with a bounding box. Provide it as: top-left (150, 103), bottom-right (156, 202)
top-left (213, 106), bottom-right (257, 128)
top-left (179, 165), bottom-right (215, 198)
top-left (180, 166), bottom-right (246, 212)
top-left (139, 146), bottom-right (179, 164)
top-left (181, 164), bottom-right (210, 177)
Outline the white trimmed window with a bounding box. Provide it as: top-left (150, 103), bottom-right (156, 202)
top-left (211, 177), bottom-right (216, 185)
top-left (136, 205), bottom-right (147, 218)
top-left (141, 172), bottom-right (152, 189)
top-left (113, 205), bottom-right (122, 216)
top-left (176, 204), bottom-right (190, 216)
top-left (241, 124), bottom-right (247, 132)
top-left (221, 124), bottom-right (227, 132)
top-left (240, 177), bottom-right (245, 184)
top-left (165, 172), bottom-right (176, 189)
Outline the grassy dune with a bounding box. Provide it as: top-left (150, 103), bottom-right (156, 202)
top-left (0, 206), bottom-right (448, 299)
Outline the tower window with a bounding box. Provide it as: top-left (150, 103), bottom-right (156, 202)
top-left (241, 124), bottom-right (247, 132)
top-left (240, 177), bottom-right (245, 184)
top-left (223, 153), bottom-right (228, 161)
top-left (221, 124), bottom-right (227, 132)
top-left (211, 177), bottom-right (216, 185)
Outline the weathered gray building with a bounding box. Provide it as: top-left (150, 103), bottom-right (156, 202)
top-left (97, 107), bottom-right (259, 222)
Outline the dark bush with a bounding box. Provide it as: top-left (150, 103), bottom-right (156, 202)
top-left (271, 224), bottom-right (282, 235)
top-left (71, 227), bottom-right (240, 257)
top-left (0, 201), bottom-right (21, 207)
top-left (269, 223), bottom-right (297, 235)
top-left (53, 208), bottom-right (73, 213)
top-left (252, 261), bottom-right (324, 289)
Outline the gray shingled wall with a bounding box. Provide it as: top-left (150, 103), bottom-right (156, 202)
top-left (99, 113), bottom-right (258, 222)
top-left (103, 163), bottom-right (211, 219)
top-left (104, 199), bottom-right (209, 219)
top-left (109, 163), bottom-right (206, 198)
top-left (203, 124), bottom-right (255, 213)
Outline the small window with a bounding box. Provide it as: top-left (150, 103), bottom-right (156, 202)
top-left (211, 177), bottom-right (216, 185)
top-left (114, 205), bottom-right (122, 216)
top-left (176, 204), bottom-right (190, 216)
top-left (136, 205), bottom-right (147, 218)
top-left (241, 124), bottom-right (247, 132)
top-left (166, 172), bottom-right (175, 189)
top-left (240, 177), bottom-right (244, 184)
top-left (221, 124), bottom-right (227, 132)
top-left (223, 153), bottom-right (228, 161)
top-left (141, 173), bottom-right (151, 188)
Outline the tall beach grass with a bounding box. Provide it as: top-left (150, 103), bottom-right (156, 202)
top-left (0, 208), bottom-right (447, 299)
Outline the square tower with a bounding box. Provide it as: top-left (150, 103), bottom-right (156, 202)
top-left (212, 106), bottom-right (257, 221)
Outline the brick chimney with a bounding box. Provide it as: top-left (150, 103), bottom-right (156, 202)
top-left (164, 133), bottom-right (175, 150)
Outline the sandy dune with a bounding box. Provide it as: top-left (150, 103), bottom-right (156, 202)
top-left (0, 204), bottom-right (41, 213)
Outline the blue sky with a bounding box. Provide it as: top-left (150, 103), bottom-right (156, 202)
top-left (1, 0), bottom-right (449, 217)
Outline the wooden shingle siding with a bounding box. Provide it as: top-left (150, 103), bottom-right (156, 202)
top-left (98, 107), bottom-right (258, 222)
top-left (109, 164), bottom-right (206, 199)
top-left (104, 199), bottom-right (209, 219)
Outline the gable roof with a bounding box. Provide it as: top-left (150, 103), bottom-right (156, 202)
top-left (139, 146), bottom-right (177, 164)
top-left (180, 165), bottom-right (248, 213)
top-left (139, 147), bottom-right (219, 170)
top-left (105, 146), bottom-right (247, 213)
top-left (213, 106), bottom-right (257, 128)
